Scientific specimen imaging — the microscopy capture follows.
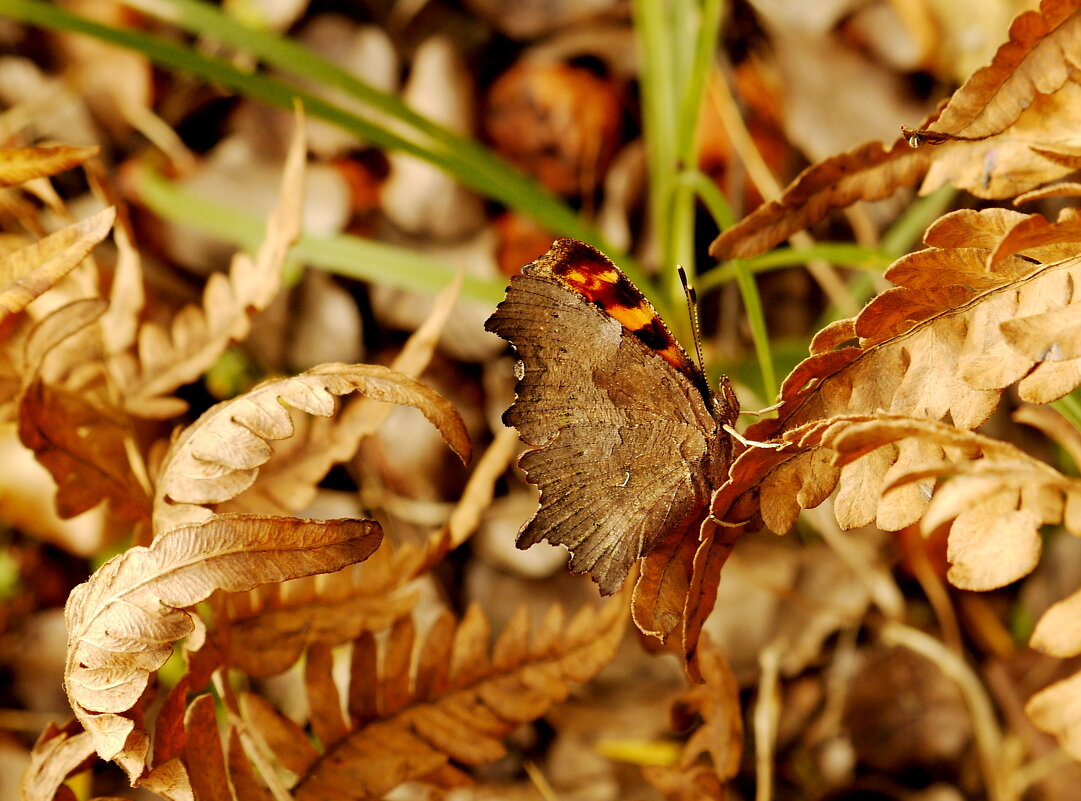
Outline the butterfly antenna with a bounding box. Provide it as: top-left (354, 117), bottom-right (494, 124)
top-left (678, 265), bottom-right (707, 374)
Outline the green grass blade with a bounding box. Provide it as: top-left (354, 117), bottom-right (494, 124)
top-left (135, 166), bottom-right (507, 305)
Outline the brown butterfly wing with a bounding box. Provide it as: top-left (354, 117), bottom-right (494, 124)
top-left (485, 267), bottom-right (724, 594)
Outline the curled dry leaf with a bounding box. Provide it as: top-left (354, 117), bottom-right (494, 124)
top-left (711, 0), bottom-right (1081, 260)
top-left (114, 109), bottom-right (306, 419)
top-left (19, 719), bottom-right (96, 801)
top-left (63, 513), bottom-right (382, 781)
top-left (0, 206), bottom-right (115, 322)
top-left (273, 597), bottom-right (627, 799)
top-left (152, 362), bottom-right (472, 534)
top-left (0, 143), bottom-right (100, 187)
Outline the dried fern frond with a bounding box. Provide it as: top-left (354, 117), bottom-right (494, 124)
top-left (711, 0), bottom-right (1081, 259)
top-left (225, 598), bottom-right (627, 800)
top-left (152, 362), bottom-right (471, 533)
top-left (113, 111), bottom-right (307, 419)
top-left (0, 206), bottom-right (115, 323)
top-left (63, 514), bottom-right (382, 783)
top-left (723, 208), bottom-right (1081, 536)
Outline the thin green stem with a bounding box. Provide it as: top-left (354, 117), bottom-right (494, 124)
top-left (632, 0), bottom-right (677, 271)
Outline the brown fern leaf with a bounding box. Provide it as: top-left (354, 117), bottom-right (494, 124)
top-left (152, 362), bottom-right (471, 534)
top-left (266, 598), bottom-right (628, 800)
top-left (920, 0), bottom-right (1081, 142)
top-left (709, 136), bottom-right (937, 260)
top-left (63, 514), bottom-right (381, 783)
top-left (765, 410), bottom-right (1081, 760)
top-left (113, 111), bottom-right (306, 419)
top-left (728, 208), bottom-right (1081, 534)
top-left (711, 0), bottom-right (1081, 260)
top-left (16, 298), bottom-right (151, 520)
top-left (218, 529), bottom-right (448, 677)
top-left (208, 438), bottom-right (493, 682)
top-left (218, 428), bottom-right (514, 677)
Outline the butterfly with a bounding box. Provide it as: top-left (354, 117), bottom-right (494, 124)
top-left (485, 239), bottom-right (739, 594)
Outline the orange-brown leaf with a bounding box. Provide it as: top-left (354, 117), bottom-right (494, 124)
top-left (709, 137), bottom-right (935, 259)
top-left (184, 694), bottom-right (231, 801)
top-left (924, 0), bottom-right (1081, 141)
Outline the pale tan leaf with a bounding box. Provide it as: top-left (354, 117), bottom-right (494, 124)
top-left (139, 758), bottom-right (194, 801)
top-left (1026, 672), bottom-right (1081, 760)
top-left (1031, 588), bottom-right (1081, 657)
top-left (119, 112), bottom-right (306, 417)
top-left (1001, 303), bottom-right (1081, 361)
top-left (20, 297), bottom-right (107, 377)
top-left (64, 514), bottom-right (381, 778)
top-left (945, 495), bottom-right (1043, 590)
top-left (99, 222), bottom-right (145, 358)
top-left (292, 597), bottom-right (627, 800)
top-left (152, 362), bottom-right (471, 533)
top-left (0, 144), bottom-right (99, 186)
top-left (0, 206), bottom-right (115, 321)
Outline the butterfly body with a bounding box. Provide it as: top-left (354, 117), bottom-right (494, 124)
top-left (485, 239), bottom-right (738, 594)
